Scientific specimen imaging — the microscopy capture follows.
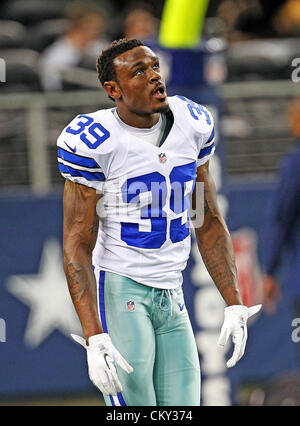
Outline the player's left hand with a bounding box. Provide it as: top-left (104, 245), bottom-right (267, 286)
top-left (218, 304), bottom-right (262, 368)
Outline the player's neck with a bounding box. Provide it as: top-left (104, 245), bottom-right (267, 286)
top-left (115, 107), bottom-right (160, 129)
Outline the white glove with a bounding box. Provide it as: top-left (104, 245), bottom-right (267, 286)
top-left (71, 333), bottom-right (133, 395)
top-left (218, 304), bottom-right (262, 368)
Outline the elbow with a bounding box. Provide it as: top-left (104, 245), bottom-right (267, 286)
top-left (63, 247), bottom-right (78, 277)
top-left (63, 239), bottom-right (92, 275)
top-left (63, 238), bottom-right (74, 272)
top-left (196, 213), bottom-right (229, 239)
top-left (63, 257), bottom-right (80, 279)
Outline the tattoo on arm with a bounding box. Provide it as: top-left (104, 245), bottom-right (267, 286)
top-left (194, 162), bottom-right (242, 305)
top-left (65, 261), bottom-right (91, 303)
top-left (63, 181), bottom-right (99, 241)
top-left (89, 219), bottom-right (99, 238)
top-left (200, 234), bottom-right (240, 300)
top-left (63, 180), bottom-right (102, 337)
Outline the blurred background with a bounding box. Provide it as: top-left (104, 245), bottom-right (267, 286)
top-left (0, 0), bottom-right (300, 406)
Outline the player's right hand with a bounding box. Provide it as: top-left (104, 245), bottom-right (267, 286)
top-left (71, 332), bottom-right (133, 395)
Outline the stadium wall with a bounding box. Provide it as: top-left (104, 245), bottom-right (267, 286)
top-left (0, 184), bottom-right (298, 404)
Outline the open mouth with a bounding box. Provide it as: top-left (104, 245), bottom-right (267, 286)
top-left (152, 86), bottom-right (166, 99)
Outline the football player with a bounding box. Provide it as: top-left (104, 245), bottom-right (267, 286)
top-left (58, 38), bottom-right (261, 406)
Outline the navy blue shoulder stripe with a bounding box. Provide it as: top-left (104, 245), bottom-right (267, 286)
top-left (59, 163), bottom-right (105, 181)
top-left (57, 147), bottom-right (101, 169)
top-left (198, 141), bottom-right (215, 159)
top-left (206, 127), bottom-right (215, 144)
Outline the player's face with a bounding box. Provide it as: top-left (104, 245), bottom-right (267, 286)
top-left (113, 46), bottom-right (169, 116)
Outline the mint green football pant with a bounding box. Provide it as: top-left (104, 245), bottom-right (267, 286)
top-left (94, 268), bottom-right (201, 406)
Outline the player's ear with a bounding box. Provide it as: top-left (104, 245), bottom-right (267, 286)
top-left (103, 81), bottom-right (122, 101)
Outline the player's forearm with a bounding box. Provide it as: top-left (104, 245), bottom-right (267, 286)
top-left (62, 181), bottom-right (103, 342)
top-left (195, 216), bottom-right (243, 306)
top-left (64, 247), bottom-right (103, 341)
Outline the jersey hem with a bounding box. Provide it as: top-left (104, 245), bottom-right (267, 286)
top-left (92, 266), bottom-right (182, 290)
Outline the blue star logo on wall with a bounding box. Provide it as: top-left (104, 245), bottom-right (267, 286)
top-left (6, 239), bottom-right (81, 349)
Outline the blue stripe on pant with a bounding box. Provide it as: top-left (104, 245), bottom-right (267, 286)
top-left (96, 268), bottom-right (201, 406)
top-left (98, 270), bottom-right (127, 407)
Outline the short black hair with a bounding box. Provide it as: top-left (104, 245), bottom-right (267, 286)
top-left (96, 38), bottom-right (144, 87)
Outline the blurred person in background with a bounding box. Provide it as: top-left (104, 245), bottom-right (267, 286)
top-left (39, 1), bottom-right (109, 91)
top-left (216, 0), bottom-right (287, 41)
top-left (123, 2), bottom-right (159, 42)
top-left (273, 0), bottom-right (300, 37)
top-left (262, 98), bottom-right (300, 319)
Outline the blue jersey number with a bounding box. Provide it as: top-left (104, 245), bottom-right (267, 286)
top-left (66, 115), bottom-right (110, 149)
top-left (121, 172), bottom-right (167, 249)
top-left (170, 162), bottom-right (196, 243)
top-left (121, 162), bottom-right (196, 249)
top-left (176, 95), bottom-right (211, 125)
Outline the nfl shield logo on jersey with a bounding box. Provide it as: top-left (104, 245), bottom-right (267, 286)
top-left (158, 153), bottom-right (167, 163)
top-left (126, 300), bottom-right (135, 311)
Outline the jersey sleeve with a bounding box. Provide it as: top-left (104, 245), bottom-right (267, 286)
top-left (173, 95), bottom-right (215, 167)
top-left (196, 115), bottom-right (215, 167)
top-left (57, 114), bottom-right (107, 192)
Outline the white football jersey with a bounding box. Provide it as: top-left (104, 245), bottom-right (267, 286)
top-left (57, 95), bottom-right (215, 289)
